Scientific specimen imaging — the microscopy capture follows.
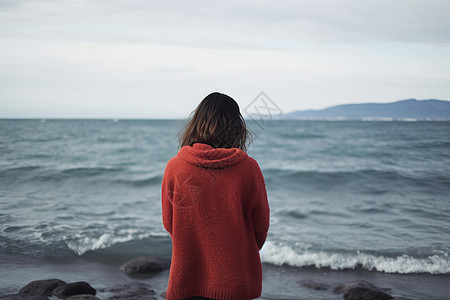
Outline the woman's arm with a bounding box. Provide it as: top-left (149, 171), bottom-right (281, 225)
top-left (252, 176), bottom-right (270, 250)
top-left (161, 165), bottom-right (174, 235)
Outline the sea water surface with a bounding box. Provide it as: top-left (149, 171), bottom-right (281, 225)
top-left (1, 119), bottom-right (449, 298)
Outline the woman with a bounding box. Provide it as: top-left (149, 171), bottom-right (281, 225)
top-left (161, 92), bottom-right (270, 300)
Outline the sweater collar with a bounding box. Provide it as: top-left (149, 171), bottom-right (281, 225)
top-left (178, 143), bottom-right (248, 169)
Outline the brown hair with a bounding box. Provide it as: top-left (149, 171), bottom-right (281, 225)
top-left (179, 92), bottom-right (252, 151)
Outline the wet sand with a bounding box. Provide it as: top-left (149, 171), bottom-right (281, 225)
top-left (1, 254), bottom-right (449, 300)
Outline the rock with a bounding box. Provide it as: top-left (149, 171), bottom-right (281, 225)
top-left (333, 280), bottom-right (393, 300)
top-left (119, 256), bottom-right (170, 275)
top-left (0, 293), bottom-right (48, 300)
top-left (114, 297), bottom-right (156, 300)
top-left (299, 280), bottom-right (328, 291)
top-left (344, 286), bottom-right (393, 300)
top-left (19, 279), bottom-right (67, 298)
top-left (0, 295), bottom-right (19, 300)
top-left (67, 295), bottom-right (101, 300)
top-left (0, 279), bottom-right (67, 300)
top-left (52, 282), bottom-right (96, 299)
top-left (99, 282), bottom-right (156, 300)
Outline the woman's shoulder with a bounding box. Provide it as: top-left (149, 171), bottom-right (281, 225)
top-left (239, 155), bottom-right (264, 179)
top-left (163, 155), bottom-right (184, 174)
top-left (240, 155), bottom-right (260, 168)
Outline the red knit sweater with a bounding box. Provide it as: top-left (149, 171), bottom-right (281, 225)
top-left (161, 143), bottom-right (270, 300)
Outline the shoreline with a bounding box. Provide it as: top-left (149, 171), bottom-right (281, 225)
top-left (1, 254), bottom-right (450, 300)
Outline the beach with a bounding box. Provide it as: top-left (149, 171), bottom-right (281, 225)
top-left (1, 253), bottom-right (449, 299)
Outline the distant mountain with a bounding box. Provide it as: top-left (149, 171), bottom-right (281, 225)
top-left (283, 99), bottom-right (450, 120)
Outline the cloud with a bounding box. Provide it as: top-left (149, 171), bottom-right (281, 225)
top-left (0, 0), bottom-right (449, 118)
top-left (1, 0), bottom-right (449, 48)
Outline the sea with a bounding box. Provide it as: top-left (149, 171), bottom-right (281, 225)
top-left (1, 119), bottom-right (449, 299)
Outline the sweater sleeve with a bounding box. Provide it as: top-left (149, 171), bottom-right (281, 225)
top-left (161, 163), bottom-right (174, 235)
top-left (252, 171), bottom-right (270, 250)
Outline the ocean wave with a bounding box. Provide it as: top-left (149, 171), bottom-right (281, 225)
top-left (113, 175), bottom-right (162, 187)
top-left (261, 241), bottom-right (450, 274)
top-left (1, 166), bottom-right (164, 187)
top-left (0, 166), bottom-right (125, 183)
top-left (60, 167), bottom-right (124, 176)
top-left (278, 132), bottom-right (326, 139)
top-left (64, 229), bottom-right (164, 255)
top-left (0, 166), bottom-right (43, 173)
top-left (263, 168), bottom-right (450, 193)
top-left (264, 168), bottom-right (411, 182)
top-left (0, 230), bottom-right (171, 261)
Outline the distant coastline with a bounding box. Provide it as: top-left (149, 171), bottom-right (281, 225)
top-left (281, 99), bottom-right (450, 121)
top-left (2, 99), bottom-right (450, 121)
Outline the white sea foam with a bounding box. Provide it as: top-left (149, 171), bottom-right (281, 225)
top-left (260, 241), bottom-right (450, 274)
top-left (64, 229), bottom-right (156, 255)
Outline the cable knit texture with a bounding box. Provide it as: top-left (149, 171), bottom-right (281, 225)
top-left (161, 143), bottom-right (270, 300)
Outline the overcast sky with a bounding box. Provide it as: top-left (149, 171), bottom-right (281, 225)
top-left (1, 0), bottom-right (449, 118)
